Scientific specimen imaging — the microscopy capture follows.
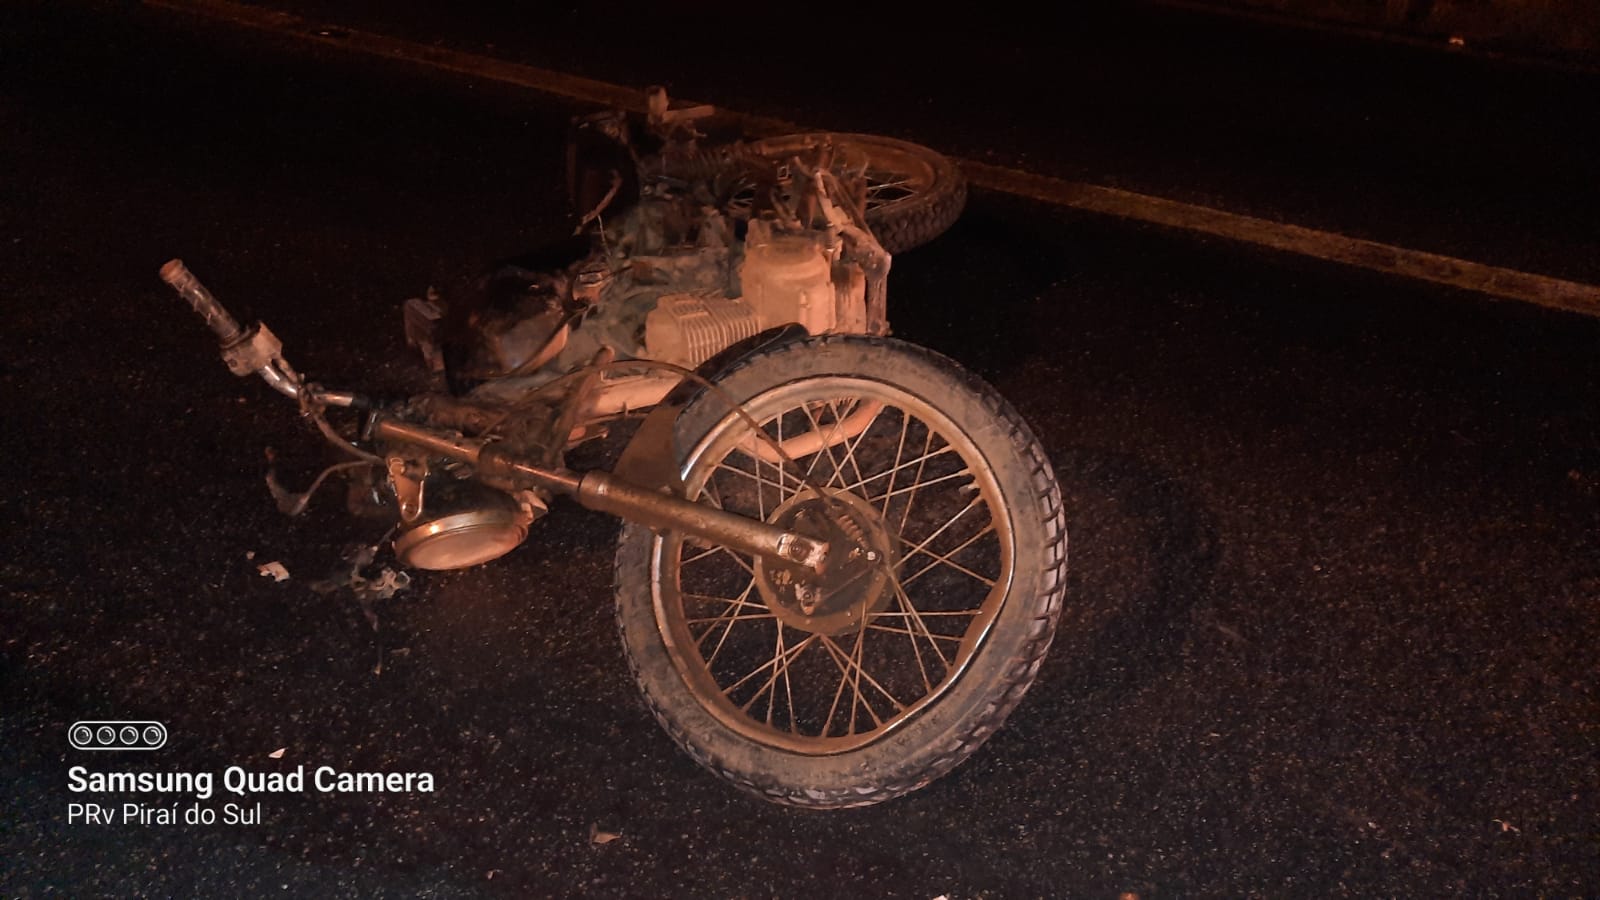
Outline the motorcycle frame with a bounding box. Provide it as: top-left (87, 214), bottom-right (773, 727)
top-left (159, 134), bottom-right (892, 582)
top-left (161, 259), bottom-right (834, 576)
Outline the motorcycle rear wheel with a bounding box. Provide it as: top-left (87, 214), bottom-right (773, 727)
top-left (613, 336), bottom-right (1066, 807)
top-left (733, 133), bottom-right (967, 254)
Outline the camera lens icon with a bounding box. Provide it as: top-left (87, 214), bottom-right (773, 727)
top-left (69, 721), bottom-right (167, 751)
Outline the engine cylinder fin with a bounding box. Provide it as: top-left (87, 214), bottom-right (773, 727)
top-left (644, 293), bottom-right (764, 369)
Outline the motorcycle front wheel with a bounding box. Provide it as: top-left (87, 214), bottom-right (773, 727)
top-left (613, 336), bottom-right (1067, 807)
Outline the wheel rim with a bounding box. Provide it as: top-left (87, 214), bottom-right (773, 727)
top-left (651, 378), bottom-right (1016, 754)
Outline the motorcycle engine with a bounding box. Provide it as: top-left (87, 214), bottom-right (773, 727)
top-left (642, 224), bottom-right (864, 368)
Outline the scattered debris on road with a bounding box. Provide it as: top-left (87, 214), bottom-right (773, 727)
top-left (256, 561), bottom-right (290, 582)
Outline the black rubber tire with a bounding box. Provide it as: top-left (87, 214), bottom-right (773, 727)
top-left (613, 336), bottom-right (1067, 807)
top-left (742, 133), bottom-right (967, 255)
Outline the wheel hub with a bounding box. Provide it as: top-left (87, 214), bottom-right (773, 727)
top-left (753, 490), bottom-right (895, 636)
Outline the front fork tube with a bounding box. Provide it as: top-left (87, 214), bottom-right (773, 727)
top-left (369, 417), bottom-right (830, 574)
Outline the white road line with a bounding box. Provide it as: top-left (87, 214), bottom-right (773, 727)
top-left (964, 164), bottom-right (1600, 317)
top-left (147, 0), bottom-right (1600, 319)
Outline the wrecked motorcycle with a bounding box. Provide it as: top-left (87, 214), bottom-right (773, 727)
top-left (162, 98), bottom-right (1066, 807)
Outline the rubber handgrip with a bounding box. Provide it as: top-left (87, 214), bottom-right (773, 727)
top-left (160, 259), bottom-right (245, 345)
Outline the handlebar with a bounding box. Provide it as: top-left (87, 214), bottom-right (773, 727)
top-left (160, 259), bottom-right (245, 345)
top-left (158, 259), bottom-right (368, 412)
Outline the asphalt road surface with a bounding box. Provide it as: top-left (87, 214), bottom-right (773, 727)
top-left (2, 5), bottom-right (1597, 896)
top-left (239, 0), bottom-right (1600, 286)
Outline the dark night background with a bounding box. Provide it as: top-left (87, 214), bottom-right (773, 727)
top-left (1, 2), bottom-right (1597, 896)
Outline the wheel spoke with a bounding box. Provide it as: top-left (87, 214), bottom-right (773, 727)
top-left (764, 623), bottom-right (783, 725)
top-left (865, 178), bottom-right (916, 203)
top-left (894, 427), bottom-right (941, 534)
top-left (818, 608), bottom-right (873, 737)
top-left (685, 611), bottom-right (776, 627)
top-left (845, 626), bottom-right (868, 734)
top-left (824, 397), bottom-right (882, 491)
top-left (879, 412), bottom-right (912, 515)
top-left (690, 581), bottom-right (760, 667)
top-left (885, 572), bottom-right (952, 670)
top-left (740, 647), bottom-right (789, 717)
top-left (799, 398), bottom-right (854, 489)
top-left (865, 623), bottom-right (965, 642)
top-left (680, 545), bottom-right (722, 566)
top-left (715, 459), bottom-right (798, 501)
top-left (710, 546), bottom-right (757, 579)
top-left (775, 410), bottom-right (785, 498)
top-left (818, 632), bottom-right (900, 731)
top-left (837, 443), bottom-right (955, 495)
top-left (897, 522), bottom-right (998, 588)
top-left (850, 623), bottom-right (872, 732)
top-left (700, 477), bottom-right (726, 510)
top-left (869, 608), bottom-right (986, 617)
top-left (902, 553), bottom-right (997, 590)
top-left (780, 624), bottom-right (799, 733)
top-left (761, 410), bottom-right (809, 504)
top-left (822, 636), bottom-right (851, 738)
top-left (892, 494), bottom-right (984, 574)
top-left (724, 632), bottom-right (818, 701)
top-left (880, 604), bottom-right (932, 694)
top-left (873, 467), bottom-right (975, 519)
